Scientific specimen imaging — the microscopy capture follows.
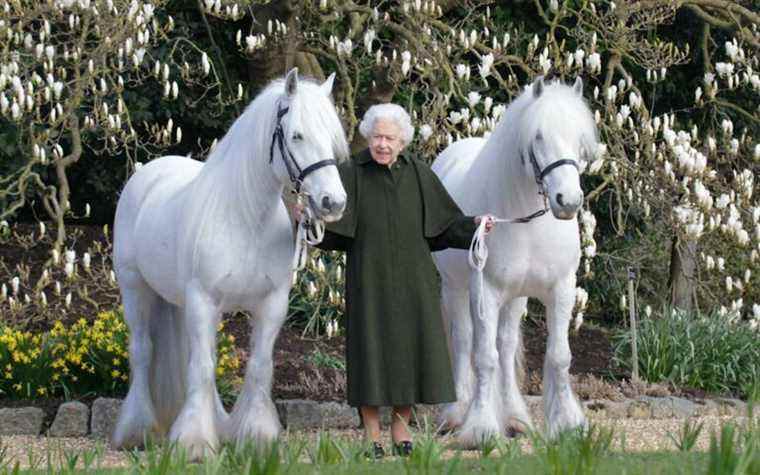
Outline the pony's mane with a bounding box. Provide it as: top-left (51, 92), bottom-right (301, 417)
top-left (515, 81), bottom-right (598, 162)
top-left (177, 75), bottom-right (349, 283)
top-left (204, 77), bottom-right (349, 171)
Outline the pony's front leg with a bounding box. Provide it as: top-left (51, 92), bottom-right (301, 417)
top-left (456, 275), bottom-right (502, 448)
top-left (226, 286), bottom-right (289, 446)
top-left (169, 280), bottom-right (221, 459)
top-left (497, 297), bottom-right (533, 434)
top-left (542, 275), bottom-right (586, 437)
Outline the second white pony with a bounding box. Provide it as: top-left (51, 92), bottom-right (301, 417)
top-left (433, 77), bottom-right (598, 446)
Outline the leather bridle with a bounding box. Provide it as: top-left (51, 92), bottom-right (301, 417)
top-left (269, 103), bottom-right (337, 193)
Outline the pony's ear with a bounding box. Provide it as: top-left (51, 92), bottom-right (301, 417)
top-left (532, 76), bottom-right (545, 98)
top-left (321, 72), bottom-right (336, 97)
top-left (573, 76), bottom-right (583, 96)
top-left (285, 67), bottom-right (299, 97)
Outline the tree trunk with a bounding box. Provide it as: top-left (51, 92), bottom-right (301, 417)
top-left (668, 234), bottom-right (697, 312)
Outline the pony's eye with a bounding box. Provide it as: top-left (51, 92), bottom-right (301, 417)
top-left (292, 132), bottom-right (303, 141)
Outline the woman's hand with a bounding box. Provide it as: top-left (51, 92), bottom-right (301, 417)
top-left (474, 215), bottom-right (495, 234)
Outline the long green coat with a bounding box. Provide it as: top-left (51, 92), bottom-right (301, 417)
top-left (317, 149), bottom-right (476, 407)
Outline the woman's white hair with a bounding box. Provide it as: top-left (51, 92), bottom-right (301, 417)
top-left (358, 103), bottom-right (415, 145)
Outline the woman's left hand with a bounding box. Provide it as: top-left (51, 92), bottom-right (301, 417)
top-left (474, 215), bottom-right (495, 234)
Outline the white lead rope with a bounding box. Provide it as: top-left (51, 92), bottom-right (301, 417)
top-left (293, 205), bottom-right (325, 271)
top-left (468, 205), bottom-right (550, 320)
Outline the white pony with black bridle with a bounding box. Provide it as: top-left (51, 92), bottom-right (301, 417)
top-left (432, 76), bottom-right (598, 446)
top-left (112, 68), bottom-right (348, 457)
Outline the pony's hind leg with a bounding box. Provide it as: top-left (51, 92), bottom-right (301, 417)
top-left (226, 287), bottom-right (289, 445)
top-left (542, 275), bottom-right (586, 437)
top-left (168, 279), bottom-right (221, 459)
top-left (438, 286), bottom-right (475, 432)
top-left (112, 269), bottom-right (161, 449)
top-left (497, 297), bottom-right (533, 435)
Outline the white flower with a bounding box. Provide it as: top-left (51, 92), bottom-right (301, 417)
top-left (467, 91), bottom-right (481, 108)
top-left (201, 52), bottom-right (210, 76)
top-left (586, 52), bottom-right (601, 74)
top-left (65, 293), bottom-right (72, 308)
top-left (479, 53), bottom-right (494, 78)
top-left (644, 305), bottom-right (652, 318)
top-left (575, 287), bottom-right (589, 309)
top-left (483, 96), bottom-right (493, 113)
top-left (11, 276), bottom-right (19, 295)
top-left (307, 280), bottom-right (317, 297)
top-left (448, 111), bottom-right (462, 124)
top-left (619, 294), bottom-right (627, 311)
top-left (83, 252), bottom-right (91, 270)
top-left (419, 124), bottom-right (433, 141)
top-left (401, 50), bottom-right (412, 76)
top-left (573, 312), bottom-right (584, 331)
top-left (455, 64), bottom-right (468, 79)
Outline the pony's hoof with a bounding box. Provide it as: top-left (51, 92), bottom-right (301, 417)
top-left (454, 422), bottom-right (502, 450)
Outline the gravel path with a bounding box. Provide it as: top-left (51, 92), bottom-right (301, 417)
top-left (0, 415), bottom-right (753, 469)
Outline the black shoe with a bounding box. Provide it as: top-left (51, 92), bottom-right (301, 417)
top-left (366, 441), bottom-right (385, 459)
top-left (393, 440), bottom-right (413, 457)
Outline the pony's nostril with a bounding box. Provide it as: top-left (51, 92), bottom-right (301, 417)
top-left (556, 193), bottom-right (564, 207)
top-left (321, 195), bottom-right (332, 211)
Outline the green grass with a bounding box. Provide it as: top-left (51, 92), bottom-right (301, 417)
top-left (3, 415), bottom-right (759, 475)
top-left (613, 307), bottom-right (760, 398)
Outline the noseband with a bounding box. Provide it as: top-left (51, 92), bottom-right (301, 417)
top-left (269, 104), bottom-right (337, 193)
top-left (520, 148), bottom-right (579, 221)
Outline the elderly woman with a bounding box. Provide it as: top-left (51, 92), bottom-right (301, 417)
top-left (314, 104), bottom-right (492, 457)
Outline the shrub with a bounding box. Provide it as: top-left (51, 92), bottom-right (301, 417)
top-left (0, 309), bottom-right (241, 400)
top-left (613, 308), bottom-right (760, 398)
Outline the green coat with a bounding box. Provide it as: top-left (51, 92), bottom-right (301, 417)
top-left (317, 149), bottom-right (476, 407)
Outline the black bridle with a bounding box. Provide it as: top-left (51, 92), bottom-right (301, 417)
top-left (269, 104), bottom-right (337, 193)
top-left (514, 148), bottom-right (579, 223)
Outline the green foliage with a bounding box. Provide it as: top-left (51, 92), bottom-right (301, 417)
top-left (288, 250), bottom-right (345, 337)
top-left (669, 419), bottom-right (705, 452)
top-left (307, 349), bottom-right (345, 371)
top-left (613, 308), bottom-right (760, 398)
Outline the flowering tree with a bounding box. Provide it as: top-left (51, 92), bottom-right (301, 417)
top-left (0, 0), bottom-right (232, 249)
top-left (232, 0), bottom-right (758, 325)
top-left (1, 0), bottom-right (758, 329)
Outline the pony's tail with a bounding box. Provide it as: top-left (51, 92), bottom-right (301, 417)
top-left (149, 300), bottom-right (188, 434)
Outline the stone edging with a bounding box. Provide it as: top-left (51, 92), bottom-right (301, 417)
top-left (0, 396), bottom-right (750, 439)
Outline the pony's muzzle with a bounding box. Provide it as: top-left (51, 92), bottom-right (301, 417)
top-left (313, 194), bottom-right (346, 222)
top-left (551, 192), bottom-right (583, 220)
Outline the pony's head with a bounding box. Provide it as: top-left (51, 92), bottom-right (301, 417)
top-left (271, 68), bottom-right (348, 222)
top-left (518, 76), bottom-right (598, 220)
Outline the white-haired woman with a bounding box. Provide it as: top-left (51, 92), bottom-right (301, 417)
top-left (315, 103), bottom-right (493, 458)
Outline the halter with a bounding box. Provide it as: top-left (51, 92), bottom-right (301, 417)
top-left (268, 102), bottom-right (337, 272)
top-left (269, 103), bottom-right (337, 193)
top-left (520, 148), bottom-right (580, 222)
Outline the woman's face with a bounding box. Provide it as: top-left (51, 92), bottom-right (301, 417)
top-left (369, 118), bottom-right (405, 166)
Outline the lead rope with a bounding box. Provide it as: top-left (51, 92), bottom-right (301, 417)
top-left (467, 197), bottom-right (550, 321)
top-left (292, 197), bottom-right (326, 272)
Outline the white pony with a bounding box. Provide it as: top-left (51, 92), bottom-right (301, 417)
top-left (112, 69), bottom-right (348, 457)
top-left (432, 77), bottom-right (598, 446)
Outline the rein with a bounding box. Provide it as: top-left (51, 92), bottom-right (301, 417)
top-left (468, 154), bottom-right (579, 319)
top-left (268, 103), bottom-right (336, 271)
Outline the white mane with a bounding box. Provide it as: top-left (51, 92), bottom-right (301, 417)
top-left (179, 77), bottom-right (349, 284)
top-left (514, 82), bottom-right (598, 164)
